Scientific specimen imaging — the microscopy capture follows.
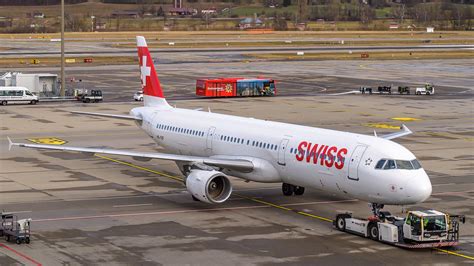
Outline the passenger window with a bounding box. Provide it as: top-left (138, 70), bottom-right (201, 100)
top-left (384, 160), bottom-right (396, 170)
top-left (247, 140), bottom-right (250, 145)
top-left (375, 160), bottom-right (386, 169)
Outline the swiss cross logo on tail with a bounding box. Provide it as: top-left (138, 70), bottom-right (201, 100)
top-left (140, 55), bottom-right (151, 87)
top-left (136, 36), bottom-right (165, 100)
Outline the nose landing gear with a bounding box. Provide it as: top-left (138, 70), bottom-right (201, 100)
top-left (370, 203), bottom-right (385, 219)
top-left (282, 183), bottom-right (305, 196)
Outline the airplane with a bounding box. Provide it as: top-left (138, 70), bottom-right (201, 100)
top-left (8, 36), bottom-right (432, 217)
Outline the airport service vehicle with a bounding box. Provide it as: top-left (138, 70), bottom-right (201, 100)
top-left (196, 78), bottom-right (276, 97)
top-left (134, 91), bottom-right (144, 101)
top-left (0, 87), bottom-right (38, 105)
top-left (0, 212), bottom-right (31, 245)
top-left (416, 84), bottom-right (434, 95)
top-left (75, 89), bottom-right (103, 103)
top-left (378, 85), bottom-right (392, 94)
top-left (335, 209), bottom-right (465, 248)
top-left (397, 86), bottom-right (410, 95)
top-left (9, 36), bottom-right (433, 217)
top-left (359, 86), bottom-right (372, 94)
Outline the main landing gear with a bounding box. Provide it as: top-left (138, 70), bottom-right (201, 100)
top-left (282, 183), bottom-right (305, 196)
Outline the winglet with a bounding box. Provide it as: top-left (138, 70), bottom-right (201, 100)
top-left (380, 124), bottom-right (413, 140)
top-left (7, 136), bottom-right (14, 151)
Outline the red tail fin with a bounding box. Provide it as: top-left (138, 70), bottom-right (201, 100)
top-left (137, 36), bottom-right (168, 106)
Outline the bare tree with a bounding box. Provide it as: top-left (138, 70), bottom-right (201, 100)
top-left (392, 3), bottom-right (406, 24)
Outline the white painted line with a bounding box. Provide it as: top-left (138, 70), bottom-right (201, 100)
top-left (7, 211), bottom-right (32, 214)
top-left (432, 183), bottom-right (455, 187)
top-left (33, 199), bottom-right (355, 223)
top-left (113, 203), bottom-right (152, 208)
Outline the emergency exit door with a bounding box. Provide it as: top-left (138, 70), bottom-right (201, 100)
top-left (206, 126), bottom-right (216, 150)
top-left (278, 139), bottom-right (289, 166)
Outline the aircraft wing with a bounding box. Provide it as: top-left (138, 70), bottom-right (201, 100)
top-left (7, 137), bottom-right (253, 172)
top-left (380, 124), bottom-right (413, 140)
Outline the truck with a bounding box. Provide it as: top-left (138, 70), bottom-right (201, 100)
top-left (74, 89), bottom-right (103, 103)
top-left (359, 86), bottom-right (373, 94)
top-left (334, 209), bottom-right (465, 248)
top-left (196, 78), bottom-right (276, 97)
top-left (397, 86), bottom-right (410, 94)
top-left (378, 86), bottom-right (392, 94)
top-left (416, 84), bottom-right (435, 95)
top-left (0, 212), bottom-right (31, 245)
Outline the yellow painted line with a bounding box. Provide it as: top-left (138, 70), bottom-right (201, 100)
top-left (434, 248), bottom-right (474, 261)
top-left (391, 117), bottom-right (421, 122)
top-left (94, 154), bottom-right (184, 182)
top-left (27, 137), bottom-right (67, 145)
top-left (236, 193), bottom-right (333, 222)
top-left (92, 155), bottom-right (474, 260)
top-left (296, 211), bottom-right (333, 223)
top-left (91, 155), bottom-right (474, 261)
top-left (94, 155), bottom-right (334, 222)
top-left (364, 123), bottom-right (401, 130)
top-left (235, 194), bottom-right (292, 211)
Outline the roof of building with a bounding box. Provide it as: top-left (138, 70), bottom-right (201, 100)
top-left (240, 18), bottom-right (263, 24)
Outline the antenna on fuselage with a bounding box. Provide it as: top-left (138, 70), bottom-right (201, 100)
top-left (208, 107), bottom-right (211, 113)
top-left (373, 130), bottom-right (378, 137)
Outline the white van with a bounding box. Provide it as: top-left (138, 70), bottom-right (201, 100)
top-left (0, 87), bottom-right (39, 105)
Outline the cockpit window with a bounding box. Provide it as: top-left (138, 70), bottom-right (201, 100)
top-left (384, 160), bottom-right (396, 169)
top-left (375, 159), bottom-right (386, 169)
top-left (377, 159), bottom-right (422, 170)
top-left (411, 159), bottom-right (422, 169)
top-left (396, 160), bottom-right (414, 170)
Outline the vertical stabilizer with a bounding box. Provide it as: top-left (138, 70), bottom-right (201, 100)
top-left (136, 36), bottom-right (170, 107)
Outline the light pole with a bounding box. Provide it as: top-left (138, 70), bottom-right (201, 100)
top-left (60, 0), bottom-right (65, 97)
top-left (91, 15), bottom-right (95, 32)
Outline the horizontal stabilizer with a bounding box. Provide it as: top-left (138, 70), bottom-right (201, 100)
top-left (71, 111), bottom-right (142, 121)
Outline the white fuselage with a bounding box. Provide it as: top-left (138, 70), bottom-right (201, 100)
top-left (131, 105), bottom-right (432, 205)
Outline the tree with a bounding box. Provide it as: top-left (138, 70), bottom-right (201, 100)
top-left (273, 14), bottom-right (288, 30)
top-left (392, 3), bottom-right (406, 24)
top-left (282, 0), bottom-right (291, 7)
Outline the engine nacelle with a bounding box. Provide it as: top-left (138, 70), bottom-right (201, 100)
top-left (186, 170), bottom-right (232, 204)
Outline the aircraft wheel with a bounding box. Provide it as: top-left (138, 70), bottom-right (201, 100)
top-left (294, 186), bottom-right (305, 196)
top-left (16, 238), bottom-right (21, 245)
top-left (282, 183), bottom-right (294, 196)
top-left (368, 223), bottom-right (379, 240)
top-left (25, 237), bottom-right (30, 244)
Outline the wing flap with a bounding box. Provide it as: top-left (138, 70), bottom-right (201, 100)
top-left (8, 138), bottom-right (253, 172)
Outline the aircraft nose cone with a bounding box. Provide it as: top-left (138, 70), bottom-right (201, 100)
top-left (404, 171), bottom-right (432, 203)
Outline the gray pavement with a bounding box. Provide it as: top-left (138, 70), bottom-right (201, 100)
top-left (0, 92), bottom-right (473, 265)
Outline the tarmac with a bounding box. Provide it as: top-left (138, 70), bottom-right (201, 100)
top-left (0, 49), bottom-right (473, 265)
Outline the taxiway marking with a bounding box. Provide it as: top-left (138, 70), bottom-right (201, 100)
top-left (94, 155), bottom-right (473, 261)
top-left (113, 203), bottom-right (152, 208)
top-left (0, 243), bottom-right (42, 266)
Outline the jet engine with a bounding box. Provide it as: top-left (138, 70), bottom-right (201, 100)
top-left (186, 170), bottom-right (232, 204)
